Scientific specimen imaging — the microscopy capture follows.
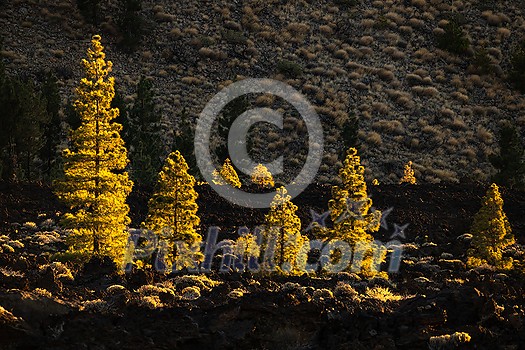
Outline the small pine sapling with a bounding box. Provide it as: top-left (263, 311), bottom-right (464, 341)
top-left (251, 163), bottom-right (274, 188)
top-left (400, 161), bottom-right (417, 184)
top-left (212, 158), bottom-right (241, 188)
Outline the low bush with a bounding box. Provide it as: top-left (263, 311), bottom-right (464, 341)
top-left (436, 21), bottom-right (469, 55)
top-left (277, 60), bottom-right (303, 78)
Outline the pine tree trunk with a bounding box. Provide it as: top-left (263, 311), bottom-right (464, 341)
top-left (25, 151), bottom-right (31, 182)
top-left (93, 98), bottom-right (100, 255)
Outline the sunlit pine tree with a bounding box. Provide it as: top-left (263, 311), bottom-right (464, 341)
top-left (233, 232), bottom-right (260, 271)
top-left (263, 187), bottom-right (309, 274)
top-left (325, 148), bottom-right (383, 276)
top-left (251, 163), bottom-right (274, 188)
top-left (144, 151), bottom-right (203, 270)
top-left (467, 183), bottom-right (515, 270)
top-left (400, 161), bottom-right (416, 184)
top-left (55, 35), bottom-right (133, 264)
top-left (212, 158), bottom-right (241, 188)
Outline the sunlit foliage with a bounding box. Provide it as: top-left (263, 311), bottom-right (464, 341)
top-left (144, 151), bottom-right (203, 271)
top-left (467, 183), bottom-right (515, 270)
top-left (324, 148), bottom-right (384, 277)
top-left (213, 158), bottom-right (241, 188)
top-left (263, 187), bottom-right (309, 274)
top-left (400, 161), bottom-right (416, 184)
top-left (251, 163), bottom-right (274, 188)
top-left (55, 35), bottom-right (133, 265)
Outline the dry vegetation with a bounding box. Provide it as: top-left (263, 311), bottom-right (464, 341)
top-left (0, 0), bottom-right (524, 186)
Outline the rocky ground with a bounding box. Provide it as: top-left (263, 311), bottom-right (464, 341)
top-left (0, 182), bottom-right (524, 349)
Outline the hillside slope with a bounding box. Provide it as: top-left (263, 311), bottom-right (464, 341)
top-left (1, 0), bottom-right (524, 184)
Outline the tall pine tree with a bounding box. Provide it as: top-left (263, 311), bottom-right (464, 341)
top-left (127, 77), bottom-right (163, 187)
top-left (263, 186), bottom-right (309, 274)
top-left (144, 151), bottom-right (202, 271)
top-left (55, 35), bottom-right (133, 264)
top-left (324, 148), bottom-right (383, 276)
top-left (0, 76), bottom-right (48, 181)
top-left (173, 107), bottom-right (199, 177)
top-left (490, 122), bottom-right (525, 190)
top-left (40, 72), bottom-right (62, 180)
top-left (116, 0), bottom-right (145, 52)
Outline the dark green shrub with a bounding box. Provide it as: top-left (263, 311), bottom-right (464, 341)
top-left (340, 113), bottom-right (359, 160)
top-left (222, 30), bottom-right (247, 45)
top-left (472, 48), bottom-right (494, 75)
top-left (277, 60), bottom-right (303, 78)
top-left (334, 0), bottom-right (359, 8)
top-left (76, 0), bottom-right (101, 24)
top-left (436, 21), bottom-right (470, 54)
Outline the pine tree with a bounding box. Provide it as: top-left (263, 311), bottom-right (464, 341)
top-left (233, 232), bottom-right (260, 272)
top-left (490, 122), bottom-right (525, 190)
top-left (212, 158), bottom-right (241, 188)
top-left (144, 151), bottom-right (203, 271)
top-left (467, 183), bottom-right (515, 270)
top-left (216, 96), bottom-right (248, 163)
top-left (325, 148), bottom-right (383, 275)
top-left (0, 38), bottom-right (49, 182)
top-left (40, 72), bottom-right (62, 180)
top-left (116, 0), bottom-right (145, 52)
top-left (55, 35), bottom-right (133, 265)
top-left (340, 112), bottom-right (359, 159)
top-left (127, 77), bottom-right (163, 187)
top-left (263, 187), bottom-right (309, 274)
top-left (76, 0), bottom-right (101, 24)
top-left (0, 76), bottom-right (48, 181)
top-left (173, 107), bottom-right (199, 177)
top-left (251, 163), bottom-right (274, 188)
top-left (400, 161), bottom-right (417, 184)
top-left (509, 41), bottom-right (525, 93)
top-left (17, 81), bottom-right (48, 181)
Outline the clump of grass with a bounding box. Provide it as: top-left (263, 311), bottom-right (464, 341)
top-left (34, 288), bottom-right (53, 298)
top-left (41, 262), bottom-right (74, 281)
top-left (106, 285), bottom-right (127, 295)
top-left (313, 288), bottom-right (334, 301)
top-left (82, 299), bottom-right (113, 313)
top-left (333, 282), bottom-right (358, 299)
top-left (0, 267), bottom-right (24, 278)
top-left (334, 0), bottom-right (360, 8)
top-left (364, 286), bottom-right (402, 301)
top-left (138, 295), bottom-right (162, 309)
top-left (171, 274), bottom-right (222, 291)
top-left (181, 286), bottom-right (201, 301)
top-left (429, 332), bottom-right (471, 349)
top-left (137, 284), bottom-right (170, 296)
top-left (1, 244), bottom-right (14, 253)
